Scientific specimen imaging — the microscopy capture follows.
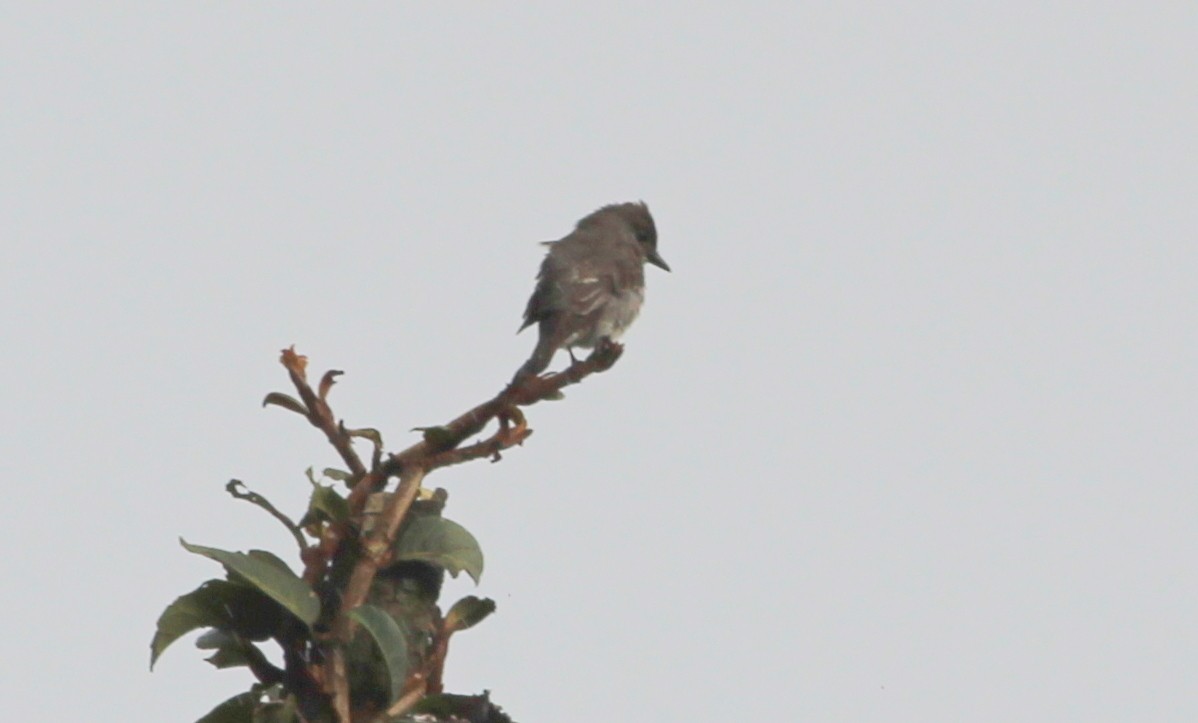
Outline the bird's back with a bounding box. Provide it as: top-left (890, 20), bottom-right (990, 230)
top-left (519, 225), bottom-right (645, 333)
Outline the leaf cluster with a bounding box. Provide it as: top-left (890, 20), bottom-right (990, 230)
top-left (152, 345), bottom-right (620, 721)
top-left (153, 480), bottom-right (490, 721)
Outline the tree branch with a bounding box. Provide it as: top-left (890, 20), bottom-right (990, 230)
top-left (326, 645), bottom-right (351, 723)
top-left (379, 338), bottom-right (624, 477)
top-left (385, 677), bottom-right (428, 720)
top-left (272, 339), bottom-right (626, 721)
top-left (280, 347), bottom-right (368, 479)
top-left (341, 466), bottom-right (427, 615)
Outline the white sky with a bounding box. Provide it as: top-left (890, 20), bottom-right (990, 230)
top-left (3, 4), bottom-right (1196, 721)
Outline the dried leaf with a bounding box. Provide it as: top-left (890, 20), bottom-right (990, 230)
top-left (347, 427), bottom-right (383, 447)
top-left (318, 370), bottom-right (343, 400)
top-left (279, 346), bottom-right (308, 377)
top-left (262, 392), bottom-right (308, 416)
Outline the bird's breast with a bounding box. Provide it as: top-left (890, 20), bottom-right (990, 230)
top-left (583, 288), bottom-right (644, 346)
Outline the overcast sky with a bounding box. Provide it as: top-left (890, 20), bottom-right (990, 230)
top-left (3, 4), bottom-right (1196, 721)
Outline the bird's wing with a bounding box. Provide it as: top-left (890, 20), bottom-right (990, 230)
top-left (519, 237), bottom-right (621, 331)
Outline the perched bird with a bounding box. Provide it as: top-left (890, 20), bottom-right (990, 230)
top-left (513, 201), bottom-right (670, 382)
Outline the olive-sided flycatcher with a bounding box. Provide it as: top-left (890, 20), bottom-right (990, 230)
top-left (513, 201), bottom-right (670, 382)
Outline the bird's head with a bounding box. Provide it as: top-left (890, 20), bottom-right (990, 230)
top-left (587, 201), bottom-right (671, 272)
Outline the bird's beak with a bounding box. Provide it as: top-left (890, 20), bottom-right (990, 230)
top-left (647, 249), bottom-right (671, 272)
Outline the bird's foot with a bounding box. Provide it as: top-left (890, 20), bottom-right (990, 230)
top-left (589, 338), bottom-right (625, 370)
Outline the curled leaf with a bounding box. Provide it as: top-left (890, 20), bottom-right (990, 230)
top-left (318, 370), bottom-right (343, 400)
top-left (503, 406), bottom-right (527, 428)
top-left (205, 640), bottom-right (254, 670)
top-left (300, 484), bottom-right (349, 526)
top-left (414, 426), bottom-right (456, 449)
top-left (262, 392), bottom-right (308, 416)
top-left (444, 596), bottom-right (496, 634)
top-left (393, 517), bottom-right (484, 584)
top-left (347, 427), bottom-right (383, 447)
top-left (347, 427), bottom-right (384, 465)
top-left (150, 579), bottom-right (283, 668)
top-left (225, 480), bottom-right (305, 551)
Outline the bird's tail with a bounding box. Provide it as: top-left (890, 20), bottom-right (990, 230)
top-left (512, 331), bottom-right (558, 384)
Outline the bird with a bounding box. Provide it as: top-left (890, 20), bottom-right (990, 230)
top-left (512, 201), bottom-right (670, 382)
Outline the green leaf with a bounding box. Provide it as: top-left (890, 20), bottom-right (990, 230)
top-left (321, 467), bottom-right (352, 482)
top-left (303, 484), bottom-right (349, 525)
top-left (410, 692), bottom-right (510, 722)
top-left (414, 425), bottom-right (455, 448)
top-left (151, 581), bottom-right (227, 668)
top-left (150, 579), bottom-right (282, 668)
top-left (195, 628), bottom-right (234, 648)
top-left (195, 628), bottom-right (260, 670)
top-left (243, 549), bottom-right (296, 576)
top-left (444, 596), bottom-right (496, 633)
top-left (261, 392), bottom-right (308, 416)
top-left (195, 691), bottom-right (257, 723)
top-left (347, 427), bottom-right (383, 447)
top-left (205, 643), bottom-right (252, 670)
top-left (197, 685), bottom-right (296, 723)
top-left (349, 604), bottom-right (409, 705)
top-left (180, 540), bottom-right (320, 625)
top-left (255, 697), bottom-right (300, 723)
top-left (393, 517), bottom-right (484, 584)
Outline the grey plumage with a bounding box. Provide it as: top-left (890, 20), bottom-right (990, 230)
top-left (513, 201), bottom-right (670, 381)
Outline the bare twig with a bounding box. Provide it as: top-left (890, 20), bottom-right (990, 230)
top-left (424, 407), bottom-right (530, 470)
top-left (280, 347), bottom-right (368, 479)
top-left (385, 677), bottom-right (428, 720)
top-left (326, 645), bottom-right (351, 723)
top-left (378, 338), bottom-right (624, 478)
top-left (323, 465), bottom-right (428, 723)
top-left (425, 624), bottom-right (451, 696)
top-left (225, 479), bottom-right (307, 551)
